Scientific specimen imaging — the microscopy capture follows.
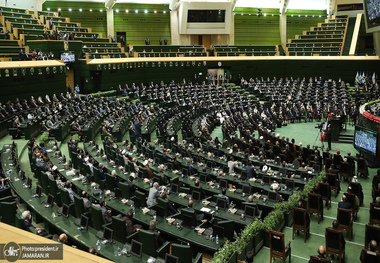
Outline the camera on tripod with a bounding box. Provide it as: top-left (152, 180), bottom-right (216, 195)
top-left (315, 122), bottom-right (325, 131)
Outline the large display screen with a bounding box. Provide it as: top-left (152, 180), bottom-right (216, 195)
top-left (354, 125), bottom-right (378, 155)
top-left (364, 0), bottom-right (380, 29)
top-left (60, 52), bottom-right (75, 63)
top-left (187, 10), bottom-right (225, 23)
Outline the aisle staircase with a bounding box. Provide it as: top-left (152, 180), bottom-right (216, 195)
top-left (284, 15), bottom-right (349, 56)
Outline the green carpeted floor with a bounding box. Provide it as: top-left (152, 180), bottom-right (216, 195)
top-left (1, 119), bottom-right (375, 263)
top-left (211, 120), bottom-right (373, 262)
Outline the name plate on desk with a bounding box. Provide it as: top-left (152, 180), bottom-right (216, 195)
top-left (198, 228), bottom-right (205, 236)
top-left (229, 208), bottom-right (237, 215)
top-left (189, 176), bottom-right (195, 181)
top-left (230, 189), bottom-right (236, 194)
top-left (203, 201), bottom-right (210, 206)
top-left (121, 199), bottom-right (129, 205)
top-left (208, 182), bottom-right (214, 187)
top-left (144, 178), bottom-right (150, 184)
top-left (168, 218), bottom-right (175, 225)
top-left (142, 208), bottom-right (150, 215)
top-left (256, 194), bottom-right (261, 199)
top-left (179, 193), bottom-right (187, 198)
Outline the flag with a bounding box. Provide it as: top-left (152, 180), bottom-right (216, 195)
top-left (355, 72), bottom-right (359, 82)
top-left (358, 72), bottom-right (362, 83)
top-left (373, 72), bottom-right (376, 84)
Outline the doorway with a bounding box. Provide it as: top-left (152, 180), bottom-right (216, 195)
top-left (116, 32), bottom-right (126, 47)
top-left (66, 67), bottom-right (74, 91)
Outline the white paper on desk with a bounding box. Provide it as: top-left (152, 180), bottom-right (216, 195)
top-left (66, 170), bottom-right (75, 176)
top-left (71, 177), bottom-right (81, 181)
top-left (46, 149), bottom-right (53, 153)
top-left (200, 207), bottom-right (211, 213)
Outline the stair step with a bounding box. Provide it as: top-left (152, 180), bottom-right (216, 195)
top-left (338, 140), bottom-right (353, 143)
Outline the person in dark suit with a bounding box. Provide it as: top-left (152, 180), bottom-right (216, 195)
top-left (162, 192), bottom-right (177, 215)
top-left (122, 210), bottom-right (142, 234)
top-left (186, 199), bottom-right (207, 224)
top-left (21, 210), bottom-right (47, 236)
top-left (126, 176), bottom-right (137, 196)
top-left (326, 124), bottom-right (332, 150)
top-left (81, 190), bottom-right (92, 212)
top-left (245, 161), bottom-right (256, 179)
top-left (327, 219), bottom-right (345, 255)
top-left (338, 195), bottom-right (352, 210)
top-left (99, 199), bottom-right (112, 223)
top-left (149, 220), bottom-right (164, 246)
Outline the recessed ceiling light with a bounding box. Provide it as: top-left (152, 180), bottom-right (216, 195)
top-left (58, 8), bottom-right (61, 11)
top-left (298, 14), bottom-right (301, 17)
top-left (272, 14), bottom-right (274, 16)
top-left (154, 10), bottom-right (157, 14)
top-left (125, 9), bottom-right (129, 13)
top-left (312, 15), bottom-right (314, 17)
top-left (291, 14), bottom-right (294, 17)
top-left (319, 15), bottom-right (321, 17)
top-left (264, 13), bottom-right (267, 16)
top-left (144, 10), bottom-right (148, 13)
top-left (100, 9), bottom-right (103, 12)
top-left (79, 9), bottom-right (82, 12)
top-left (116, 9), bottom-right (119, 13)
top-left (163, 10), bottom-right (166, 14)
top-left (89, 9), bottom-right (92, 12)
top-left (47, 8), bottom-right (50, 11)
top-left (305, 15), bottom-right (307, 17)
top-left (68, 8), bottom-right (72, 11)
top-left (135, 10), bottom-right (138, 13)
top-left (241, 13), bottom-right (243, 15)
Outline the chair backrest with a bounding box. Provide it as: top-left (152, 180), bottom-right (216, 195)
top-left (318, 183), bottom-right (331, 198)
top-left (326, 173), bottom-right (337, 186)
top-left (337, 208), bottom-right (352, 226)
top-left (171, 243), bottom-right (193, 263)
top-left (269, 230), bottom-right (285, 253)
top-left (365, 224), bottom-right (380, 247)
top-left (293, 207), bottom-right (306, 226)
top-left (138, 229), bottom-right (158, 257)
top-left (111, 215), bottom-right (128, 243)
top-left (370, 203), bottom-right (380, 224)
top-left (325, 228), bottom-right (342, 250)
top-left (90, 205), bottom-right (104, 230)
top-left (308, 193), bottom-right (321, 211)
top-left (105, 173), bottom-right (116, 191)
top-left (0, 201), bottom-right (16, 226)
top-left (340, 162), bottom-right (350, 174)
top-left (48, 177), bottom-right (61, 206)
top-left (344, 192), bottom-right (356, 208)
top-left (93, 167), bottom-right (101, 184)
top-left (118, 181), bottom-right (132, 199)
top-left (134, 190), bottom-right (146, 208)
top-left (361, 249), bottom-right (380, 263)
top-left (348, 182), bottom-right (361, 195)
top-left (157, 197), bottom-right (169, 217)
top-left (60, 188), bottom-right (71, 205)
top-left (218, 220), bottom-right (235, 241)
top-left (73, 195), bottom-right (85, 218)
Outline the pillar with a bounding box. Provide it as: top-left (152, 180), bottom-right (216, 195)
top-left (106, 8), bottom-right (114, 38)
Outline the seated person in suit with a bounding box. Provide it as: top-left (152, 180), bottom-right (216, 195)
top-left (310, 245), bottom-right (332, 263)
top-left (21, 210), bottom-right (48, 236)
top-left (99, 199), bottom-right (113, 223)
top-left (122, 209), bottom-right (142, 234)
top-left (81, 190), bottom-right (92, 212)
top-left (147, 182), bottom-right (160, 207)
top-left (59, 233), bottom-right (77, 248)
top-left (186, 199), bottom-right (207, 224)
top-left (218, 188), bottom-right (233, 207)
top-left (245, 161), bottom-right (256, 179)
top-left (126, 176), bottom-right (137, 196)
top-left (361, 240), bottom-right (379, 262)
top-left (148, 220), bottom-right (164, 246)
top-left (162, 192), bottom-right (177, 215)
top-left (338, 195), bottom-right (352, 210)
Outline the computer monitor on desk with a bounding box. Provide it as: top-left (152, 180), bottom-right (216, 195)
top-left (262, 175), bottom-right (271, 184)
top-left (45, 194), bottom-right (54, 208)
top-left (242, 185), bottom-right (251, 195)
top-left (80, 215), bottom-right (89, 230)
top-left (131, 239), bottom-right (143, 258)
top-left (26, 177), bottom-right (32, 189)
top-left (245, 205), bottom-right (256, 218)
top-left (35, 184), bottom-right (42, 197)
top-left (279, 168), bottom-right (287, 177)
top-left (268, 191), bottom-right (278, 202)
top-left (286, 180), bottom-right (295, 190)
top-left (103, 227), bottom-right (113, 243)
top-left (216, 197), bottom-right (227, 210)
top-left (219, 179), bottom-right (228, 189)
top-left (171, 183), bottom-right (178, 194)
top-left (165, 253), bottom-right (179, 263)
top-left (61, 203), bottom-right (70, 218)
top-left (199, 173), bottom-right (207, 183)
top-left (212, 225), bottom-right (224, 239)
top-left (192, 190), bottom-right (201, 201)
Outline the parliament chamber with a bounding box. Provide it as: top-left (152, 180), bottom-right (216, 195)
top-left (0, 0), bottom-right (380, 263)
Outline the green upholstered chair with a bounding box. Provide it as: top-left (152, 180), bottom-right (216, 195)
top-left (171, 243), bottom-right (202, 263)
top-left (111, 215), bottom-right (128, 243)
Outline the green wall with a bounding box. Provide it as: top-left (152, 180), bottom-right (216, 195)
top-left (0, 68), bottom-right (66, 103)
top-left (113, 3), bottom-right (171, 46)
top-left (234, 8), bottom-right (281, 45)
top-left (43, 1), bottom-right (107, 37)
top-left (286, 10), bottom-right (327, 42)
